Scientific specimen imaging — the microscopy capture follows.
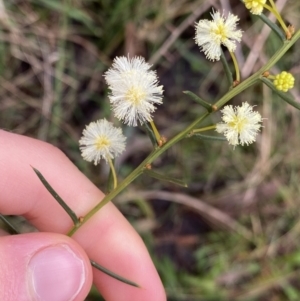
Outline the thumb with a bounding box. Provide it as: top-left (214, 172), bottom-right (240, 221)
top-left (0, 232), bottom-right (93, 301)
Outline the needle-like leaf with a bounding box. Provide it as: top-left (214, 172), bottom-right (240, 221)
top-left (192, 133), bottom-right (227, 141)
top-left (0, 214), bottom-right (19, 234)
top-left (144, 169), bottom-right (187, 187)
top-left (260, 77), bottom-right (300, 110)
top-left (220, 49), bottom-right (234, 88)
top-left (32, 167), bottom-right (80, 226)
top-left (90, 260), bottom-right (140, 287)
top-left (143, 122), bottom-right (158, 147)
top-left (183, 91), bottom-right (213, 112)
top-left (257, 13), bottom-right (286, 41)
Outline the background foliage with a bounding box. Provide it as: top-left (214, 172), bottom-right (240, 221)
top-left (0, 0), bottom-right (300, 300)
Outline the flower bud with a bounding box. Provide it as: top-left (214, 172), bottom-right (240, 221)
top-left (274, 71), bottom-right (295, 92)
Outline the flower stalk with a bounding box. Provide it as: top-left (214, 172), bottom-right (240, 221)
top-left (263, 3), bottom-right (289, 36)
top-left (107, 157), bottom-right (118, 189)
top-left (229, 51), bottom-right (241, 83)
top-left (149, 120), bottom-right (161, 144)
top-left (192, 125), bottom-right (216, 134)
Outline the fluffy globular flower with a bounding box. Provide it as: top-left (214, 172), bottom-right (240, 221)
top-left (273, 71), bottom-right (295, 92)
top-left (79, 119), bottom-right (126, 165)
top-left (243, 0), bottom-right (266, 15)
top-left (195, 10), bottom-right (242, 61)
top-left (104, 56), bottom-right (164, 126)
top-left (216, 102), bottom-right (263, 147)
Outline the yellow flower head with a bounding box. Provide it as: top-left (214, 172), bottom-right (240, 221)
top-left (243, 0), bottom-right (266, 15)
top-left (273, 71), bottom-right (295, 92)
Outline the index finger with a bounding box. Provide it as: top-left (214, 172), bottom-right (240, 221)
top-left (0, 130), bottom-right (166, 301)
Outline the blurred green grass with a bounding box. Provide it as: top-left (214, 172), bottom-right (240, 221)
top-left (1, 0), bottom-right (300, 300)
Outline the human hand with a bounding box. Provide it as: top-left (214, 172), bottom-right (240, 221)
top-left (0, 130), bottom-right (166, 301)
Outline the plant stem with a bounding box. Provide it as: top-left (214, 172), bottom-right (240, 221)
top-left (263, 3), bottom-right (289, 35)
top-left (67, 113), bottom-right (209, 236)
top-left (192, 125), bottom-right (216, 133)
top-left (67, 29), bottom-right (300, 237)
top-left (229, 51), bottom-right (240, 82)
top-left (214, 29), bottom-right (300, 108)
top-left (268, 0), bottom-right (277, 10)
top-left (107, 157), bottom-right (117, 189)
top-left (150, 120), bottom-right (161, 143)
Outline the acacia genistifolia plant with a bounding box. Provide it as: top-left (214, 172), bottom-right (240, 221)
top-left (2, 0), bottom-right (299, 292)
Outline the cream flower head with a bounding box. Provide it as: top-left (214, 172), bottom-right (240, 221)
top-left (104, 56), bottom-right (164, 126)
top-left (195, 10), bottom-right (242, 61)
top-left (243, 0), bottom-right (266, 15)
top-left (216, 102), bottom-right (263, 147)
top-left (79, 119), bottom-right (126, 165)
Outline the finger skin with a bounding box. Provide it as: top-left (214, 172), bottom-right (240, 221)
top-left (0, 232), bottom-right (92, 301)
top-left (0, 130), bottom-right (166, 301)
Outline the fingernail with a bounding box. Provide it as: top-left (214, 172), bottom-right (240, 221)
top-left (28, 244), bottom-right (86, 301)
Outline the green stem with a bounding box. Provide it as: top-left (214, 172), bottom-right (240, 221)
top-left (107, 157), bottom-right (117, 189)
top-left (268, 0), bottom-right (277, 9)
top-left (192, 125), bottom-right (216, 134)
top-left (263, 3), bottom-right (289, 34)
top-left (68, 166), bottom-right (145, 236)
top-left (214, 29), bottom-right (300, 108)
top-left (149, 120), bottom-right (161, 143)
top-left (229, 51), bottom-right (240, 83)
top-left (67, 113), bottom-right (209, 236)
top-left (67, 29), bottom-right (300, 237)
